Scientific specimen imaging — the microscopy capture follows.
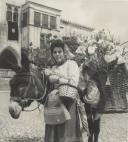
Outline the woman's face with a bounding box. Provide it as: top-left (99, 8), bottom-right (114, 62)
top-left (52, 47), bottom-right (65, 64)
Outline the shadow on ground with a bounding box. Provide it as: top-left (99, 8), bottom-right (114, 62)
top-left (5, 137), bottom-right (43, 142)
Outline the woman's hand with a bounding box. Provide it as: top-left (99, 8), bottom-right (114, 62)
top-left (59, 78), bottom-right (68, 84)
top-left (49, 75), bottom-right (59, 83)
top-left (44, 69), bottom-right (52, 76)
top-left (49, 89), bottom-right (59, 96)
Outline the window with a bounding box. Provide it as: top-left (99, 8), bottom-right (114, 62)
top-left (6, 5), bottom-right (19, 40)
top-left (7, 5), bottom-right (18, 22)
top-left (34, 12), bottom-right (41, 27)
top-left (8, 21), bottom-right (18, 40)
top-left (50, 16), bottom-right (56, 29)
top-left (22, 12), bottom-right (28, 27)
top-left (13, 7), bottom-right (18, 22)
top-left (7, 6), bottom-right (12, 21)
top-left (42, 14), bottom-right (48, 29)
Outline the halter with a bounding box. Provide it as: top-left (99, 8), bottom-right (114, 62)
top-left (24, 71), bottom-right (47, 111)
top-left (11, 71), bottom-right (47, 112)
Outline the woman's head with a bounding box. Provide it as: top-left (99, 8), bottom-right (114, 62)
top-left (50, 39), bottom-right (65, 64)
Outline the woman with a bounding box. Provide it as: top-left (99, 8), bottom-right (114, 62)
top-left (44, 39), bottom-right (88, 142)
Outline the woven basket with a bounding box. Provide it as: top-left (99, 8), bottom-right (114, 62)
top-left (44, 90), bottom-right (71, 125)
top-left (84, 80), bottom-right (100, 105)
top-left (58, 84), bottom-right (78, 100)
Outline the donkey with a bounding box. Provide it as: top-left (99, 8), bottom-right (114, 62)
top-left (79, 61), bottom-right (128, 142)
top-left (8, 49), bottom-right (49, 119)
top-left (78, 63), bottom-right (107, 142)
top-left (9, 66), bottom-right (48, 119)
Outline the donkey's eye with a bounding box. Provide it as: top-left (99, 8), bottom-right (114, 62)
top-left (19, 87), bottom-right (25, 91)
top-left (19, 83), bottom-right (28, 87)
top-left (18, 84), bottom-right (26, 90)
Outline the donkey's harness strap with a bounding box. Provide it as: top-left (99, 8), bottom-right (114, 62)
top-left (22, 72), bottom-right (47, 112)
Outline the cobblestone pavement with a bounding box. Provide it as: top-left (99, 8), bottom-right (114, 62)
top-left (0, 91), bottom-right (128, 142)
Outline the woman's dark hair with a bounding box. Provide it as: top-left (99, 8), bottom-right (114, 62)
top-left (50, 39), bottom-right (64, 54)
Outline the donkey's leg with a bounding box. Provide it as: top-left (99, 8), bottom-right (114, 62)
top-left (94, 118), bottom-right (101, 142)
top-left (84, 103), bottom-right (94, 142)
top-left (88, 117), bottom-right (94, 142)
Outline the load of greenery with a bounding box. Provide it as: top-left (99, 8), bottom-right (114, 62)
top-left (75, 29), bottom-right (128, 72)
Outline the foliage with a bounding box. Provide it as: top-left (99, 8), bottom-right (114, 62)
top-left (75, 29), bottom-right (128, 73)
top-left (62, 36), bottom-right (79, 54)
top-left (21, 35), bottom-right (80, 69)
top-left (21, 29), bottom-right (128, 73)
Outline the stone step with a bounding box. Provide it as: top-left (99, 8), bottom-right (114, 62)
top-left (0, 78), bottom-right (10, 91)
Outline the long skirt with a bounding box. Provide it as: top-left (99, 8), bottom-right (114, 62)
top-left (44, 100), bottom-right (84, 142)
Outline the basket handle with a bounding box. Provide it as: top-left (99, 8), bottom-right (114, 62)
top-left (58, 83), bottom-right (78, 91)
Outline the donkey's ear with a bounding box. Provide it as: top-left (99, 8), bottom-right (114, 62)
top-left (21, 50), bottom-right (30, 72)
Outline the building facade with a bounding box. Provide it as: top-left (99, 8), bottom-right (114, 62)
top-left (60, 19), bottom-right (93, 39)
top-left (21, 1), bottom-right (62, 49)
top-left (0, 0), bottom-right (94, 74)
top-left (0, 0), bottom-right (23, 68)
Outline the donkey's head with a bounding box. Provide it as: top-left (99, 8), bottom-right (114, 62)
top-left (9, 69), bottom-right (46, 119)
top-left (9, 67), bottom-right (46, 119)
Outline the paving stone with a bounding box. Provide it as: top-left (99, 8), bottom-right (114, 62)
top-left (0, 91), bottom-right (128, 142)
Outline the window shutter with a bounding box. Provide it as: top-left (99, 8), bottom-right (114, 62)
top-left (34, 12), bottom-right (41, 27)
top-left (13, 7), bottom-right (18, 22)
top-left (22, 12), bottom-right (28, 27)
top-left (7, 6), bottom-right (12, 21)
top-left (42, 14), bottom-right (48, 29)
top-left (50, 16), bottom-right (56, 29)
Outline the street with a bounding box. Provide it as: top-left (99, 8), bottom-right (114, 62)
top-left (0, 91), bottom-right (128, 142)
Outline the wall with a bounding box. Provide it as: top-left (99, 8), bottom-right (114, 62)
top-left (0, 0), bottom-right (22, 65)
top-left (21, 1), bottom-right (61, 49)
top-left (60, 20), bottom-right (93, 39)
top-left (0, 0), bottom-right (94, 68)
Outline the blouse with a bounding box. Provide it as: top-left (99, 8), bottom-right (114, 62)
top-left (50, 60), bottom-right (80, 87)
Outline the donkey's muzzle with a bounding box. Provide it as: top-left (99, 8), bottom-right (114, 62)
top-left (9, 101), bottom-right (22, 119)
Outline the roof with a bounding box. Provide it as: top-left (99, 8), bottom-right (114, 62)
top-left (61, 19), bottom-right (94, 31)
top-left (22, 0), bottom-right (62, 12)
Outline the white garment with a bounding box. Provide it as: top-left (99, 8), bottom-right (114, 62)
top-left (51, 60), bottom-right (80, 87)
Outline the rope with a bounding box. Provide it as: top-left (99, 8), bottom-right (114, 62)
top-left (22, 73), bottom-right (48, 112)
top-left (22, 102), bottom-right (41, 112)
top-left (11, 71), bottom-right (48, 112)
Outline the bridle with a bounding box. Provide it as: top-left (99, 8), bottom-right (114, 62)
top-left (23, 72), bottom-right (47, 112)
top-left (11, 71), bottom-right (47, 112)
